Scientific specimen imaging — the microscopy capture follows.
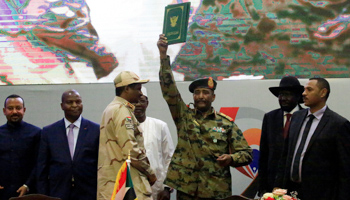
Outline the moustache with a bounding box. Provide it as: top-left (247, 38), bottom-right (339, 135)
top-left (195, 100), bottom-right (208, 104)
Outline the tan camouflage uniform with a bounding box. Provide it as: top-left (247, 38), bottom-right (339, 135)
top-left (159, 56), bottom-right (253, 199)
top-left (97, 96), bottom-right (154, 200)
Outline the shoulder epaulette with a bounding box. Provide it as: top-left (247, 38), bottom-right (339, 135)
top-left (123, 102), bottom-right (135, 110)
top-left (217, 112), bottom-right (234, 122)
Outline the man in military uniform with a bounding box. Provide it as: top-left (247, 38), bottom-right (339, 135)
top-left (157, 34), bottom-right (253, 200)
top-left (97, 71), bottom-right (156, 200)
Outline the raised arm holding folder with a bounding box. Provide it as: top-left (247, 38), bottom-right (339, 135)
top-left (162, 2), bottom-right (191, 45)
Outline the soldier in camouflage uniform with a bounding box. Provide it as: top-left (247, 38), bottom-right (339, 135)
top-left (157, 34), bottom-right (253, 200)
top-left (97, 71), bottom-right (156, 200)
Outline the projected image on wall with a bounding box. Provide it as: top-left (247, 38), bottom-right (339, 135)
top-left (173, 0), bottom-right (350, 80)
top-left (0, 0), bottom-right (117, 84)
top-left (0, 0), bottom-right (349, 85)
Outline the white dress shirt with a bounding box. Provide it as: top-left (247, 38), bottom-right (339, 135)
top-left (140, 117), bottom-right (175, 199)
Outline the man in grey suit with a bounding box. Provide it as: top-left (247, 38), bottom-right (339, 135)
top-left (276, 77), bottom-right (350, 200)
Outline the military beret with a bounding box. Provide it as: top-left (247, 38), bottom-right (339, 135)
top-left (189, 77), bottom-right (217, 93)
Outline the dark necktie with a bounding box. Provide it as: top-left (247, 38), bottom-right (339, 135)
top-left (291, 114), bottom-right (315, 182)
top-left (283, 113), bottom-right (292, 139)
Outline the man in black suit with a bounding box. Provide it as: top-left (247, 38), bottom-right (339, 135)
top-left (36, 89), bottom-right (100, 200)
top-left (276, 78), bottom-right (350, 200)
top-left (0, 94), bottom-right (41, 200)
top-left (258, 76), bottom-right (304, 195)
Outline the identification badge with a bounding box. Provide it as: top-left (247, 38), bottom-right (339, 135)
top-left (125, 124), bottom-right (134, 129)
top-left (125, 116), bottom-right (133, 129)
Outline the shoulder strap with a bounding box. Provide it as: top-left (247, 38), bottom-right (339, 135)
top-left (217, 112), bottom-right (234, 122)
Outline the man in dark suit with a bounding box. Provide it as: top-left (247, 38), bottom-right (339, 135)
top-left (0, 94), bottom-right (41, 200)
top-left (37, 89), bottom-right (100, 200)
top-left (276, 78), bottom-right (350, 200)
top-left (258, 76), bottom-right (304, 195)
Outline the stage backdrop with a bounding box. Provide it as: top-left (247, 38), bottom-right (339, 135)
top-left (1, 0), bottom-right (350, 85)
top-left (0, 78), bottom-right (349, 198)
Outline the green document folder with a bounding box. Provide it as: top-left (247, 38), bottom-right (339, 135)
top-left (162, 2), bottom-right (191, 45)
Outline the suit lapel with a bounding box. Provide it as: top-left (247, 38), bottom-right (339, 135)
top-left (276, 109), bottom-right (284, 140)
top-left (289, 110), bottom-right (308, 153)
top-left (59, 119), bottom-right (72, 160)
top-left (306, 107), bottom-right (330, 151)
top-left (73, 118), bottom-right (87, 160)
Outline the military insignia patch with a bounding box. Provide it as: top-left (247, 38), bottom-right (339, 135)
top-left (125, 117), bottom-right (133, 129)
top-left (213, 127), bottom-right (226, 133)
top-left (123, 102), bottom-right (135, 109)
top-left (126, 116), bottom-right (132, 123)
top-left (193, 119), bottom-right (200, 126)
top-left (208, 77), bottom-right (214, 89)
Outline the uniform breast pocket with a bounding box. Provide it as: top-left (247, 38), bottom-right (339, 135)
top-left (208, 129), bottom-right (228, 153)
top-left (209, 131), bottom-right (227, 145)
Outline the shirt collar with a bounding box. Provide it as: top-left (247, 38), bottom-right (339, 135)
top-left (307, 105), bottom-right (327, 120)
top-left (64, 115), bottom-right (82, 129)
top-left (6, 120), bottom-right (24, 129)
top-left (194, 107), bottom-right (216, 119)
top-left (283, 105), bottom-right (301, 116)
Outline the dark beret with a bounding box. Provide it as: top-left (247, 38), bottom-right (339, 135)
top-left (189, 77), bottom-right (217, 93)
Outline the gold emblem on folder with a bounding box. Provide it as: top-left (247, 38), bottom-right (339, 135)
top-left (170, 16), bottom-right (178, 27)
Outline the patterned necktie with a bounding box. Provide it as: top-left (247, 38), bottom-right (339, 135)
top-left (283, 113), bottom-right (292, 139)
top-left (291, 114), bottom-right (315, 182)
top-left (67, 124), bottom-right (75, 159)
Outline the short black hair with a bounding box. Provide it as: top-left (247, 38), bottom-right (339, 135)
top-left (115, 86), bottom-right (125, 96)
top-left (310, 77), bottom-right (330, 100)
top-left (4, 94), bottom-right (25, 108)
top-left (115, 83), bottom-right (139, 96)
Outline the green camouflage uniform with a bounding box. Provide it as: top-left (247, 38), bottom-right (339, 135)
top-left (159, 56), bottom-right (253, 199)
